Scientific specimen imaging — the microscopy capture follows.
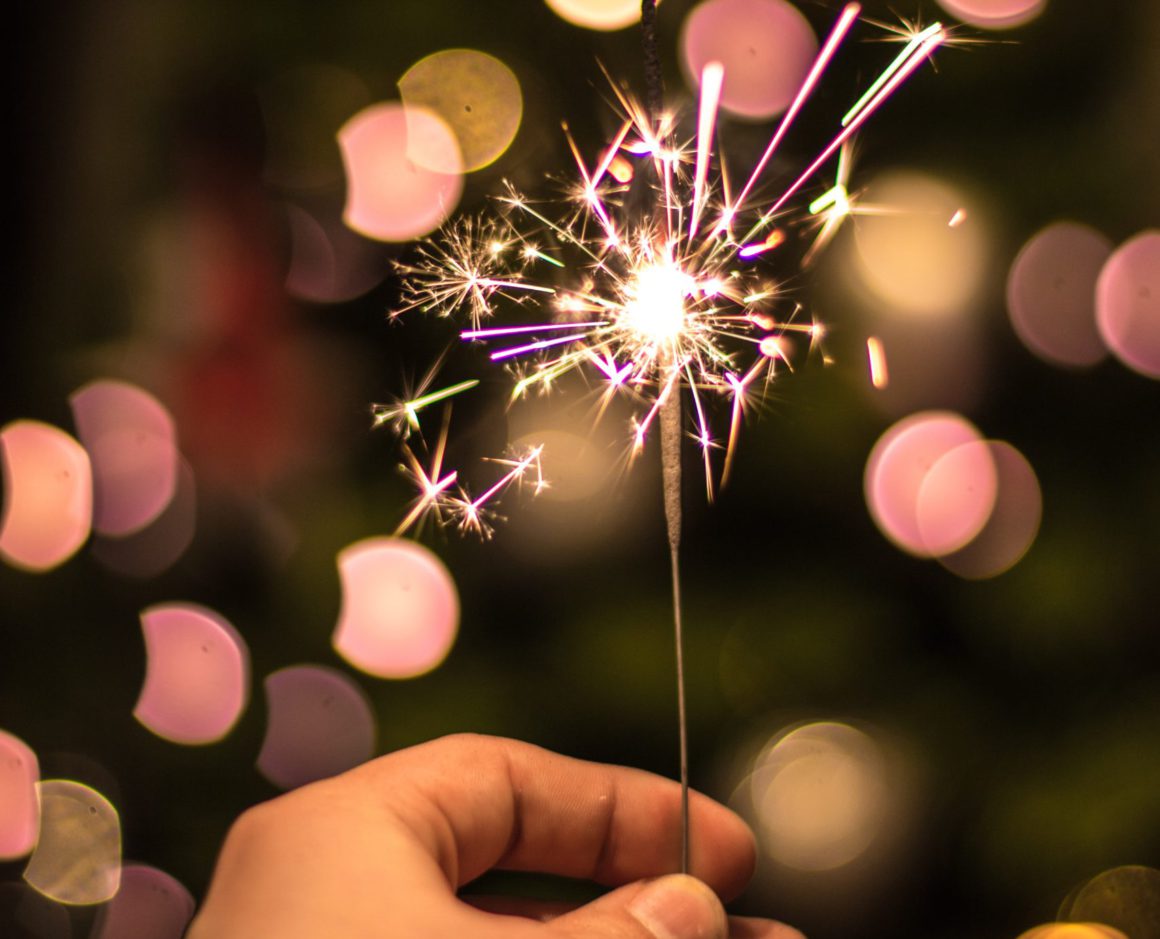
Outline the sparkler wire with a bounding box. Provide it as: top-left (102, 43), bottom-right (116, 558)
top-left (638, 0), bottom-right (691, 877)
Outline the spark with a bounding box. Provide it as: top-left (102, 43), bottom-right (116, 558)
top-left (392, 409), bottom-right (546, 537)
top-left (842, 21), bottom-right (943, 127)
top-left (867, 336), bottom-right (889, 389)
top-left (388, 3), bottom-right (946, 533)
top-left (394, 410), bottom-right (459, 535)
top-left (446, 445), bottom-right (546, 539)
top-left (373, 379), bottom-right (480, 435)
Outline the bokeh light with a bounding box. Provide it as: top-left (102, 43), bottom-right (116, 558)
top-left (338, 102), bottom-right (463, 242)
top-left (503, 420), bottom-right (650, 560)
top-left (0, 420), bottom-right (93, 572)
top-left (543, 0), bottom-right (647, 31)
top-left (510, 429), bottom-right (610, 503)
top-left (398, 49), bottom-right (522, 173)
top-left (1017, 926), bottom-right (1128, 939)
top-left (69, 379), bottom-right (180, 537)
top-left (90, 458), bottom-right (197, 579)
top-left (1007, 221), bottom-right (1112, 368)
top-left (935, 0), bottom-right (1047, 30)
top-left (864, 411), bottom-right (987, 557)
top-left (333, 537), bottom-right (459, 679)
top-left (680, 0), bottom-right (818, 121)
top-left (0, 730), bottom-right (39, 860)
top-left (853, 171), bottom-right (986, 319)
top-left (1096, 230), bottom-right (1160, 379)
top-left (134, 603), bottom-right (250, 745)
top-left (283, 201), bottom-right (387, 304)
top-left (256, 664), bottom-right (377, 790)
top-left (90, 863), bottom-right (195, 939)
top-left (938, 441), bottom-right (1041, 580)
top-left (23, 780), bottom-right (121, 906)
top-left (259, 63), bottom-right (371, 192)
top-left (1058, 866), bottom-right (1160, 939)
top-left (857, 318), bottom-right (987, 417)
top-left (746, 722), bottom-right (888, 871)
top-left (914, 439), bottom-right (999, 557)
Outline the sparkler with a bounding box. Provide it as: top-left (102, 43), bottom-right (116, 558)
top-left (384, 2), bottom-right (946, 874)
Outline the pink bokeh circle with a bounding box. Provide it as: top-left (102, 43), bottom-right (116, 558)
top-left (69, 379), bottom-right (180, 537)
top-left (0, 731), bottom-right (39, 860)
top-left (864, 411), bottom-right (986, 557)
top-left (1007, 221), bottom-right (1111, 368)
top-left (938, 441), bottom-right (1041, 579)
top-left (681, 0), bottom-right (818, 121)
top-left (333, 537), bottom-right (459, 679)
top-left (338, 102), bottom-right (463, 242)
top-left (935, 0), bottom-right (1046, 30)
top-left (0, 420), bottom-right (92, 572)
top-left (1096, 230), bottom-right (1160, 379)
top-left (257, 665), bottom-right (377, 789)
top-left (134, 603), bottom-right (250, 745)
top-left (915, 439), bottom-right (999, 557)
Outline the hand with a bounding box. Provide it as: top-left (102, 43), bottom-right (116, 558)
top-left (187, 734), bottom-right (804, 939)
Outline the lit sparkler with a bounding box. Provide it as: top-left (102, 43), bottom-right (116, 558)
top-left (384, 2), bottom-right (946, 872)
top-left (394, 5), bottom-right (943, 508)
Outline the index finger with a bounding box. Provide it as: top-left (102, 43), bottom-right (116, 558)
top-left (359, 734), bottom-right (756, 897)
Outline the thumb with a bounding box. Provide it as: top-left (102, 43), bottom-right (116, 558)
top-left (547, 874), bottom-right (728, 939)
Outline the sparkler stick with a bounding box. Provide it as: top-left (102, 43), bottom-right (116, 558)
top-left (639, 0), bottom-right (691, 875)
top-left (660, 353), bottom-right (689, 874)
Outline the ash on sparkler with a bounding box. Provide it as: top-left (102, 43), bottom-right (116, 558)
top-left (379, 0), bottom-right (946, 873)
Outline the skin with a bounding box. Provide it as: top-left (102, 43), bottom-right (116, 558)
top-left (187, 734), bottom-right (805, 939)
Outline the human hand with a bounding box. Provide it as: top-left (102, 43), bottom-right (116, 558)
top-left (187, 734), bottom-right (804, 939)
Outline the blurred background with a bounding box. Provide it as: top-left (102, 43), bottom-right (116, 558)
top-left (3, 1), bottom-right (1160, 937)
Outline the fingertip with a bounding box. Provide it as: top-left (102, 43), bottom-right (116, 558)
top-left (728, 915), bottom-right (807, 939)
top-left (689, 791), bottom-right (758, 899)
top-left (626, 874), bottom-right (728, 939)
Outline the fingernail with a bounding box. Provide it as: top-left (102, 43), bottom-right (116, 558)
top-left (627, 874), bottom-right (727, 939)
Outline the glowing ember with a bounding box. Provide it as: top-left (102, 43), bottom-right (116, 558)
top-left (624, 262), bottom-right (692, 342)
top-left (866, 336), bottom-right (888, 389)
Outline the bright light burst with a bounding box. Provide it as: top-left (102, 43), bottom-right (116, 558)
top-left (383, 4), bottom-right (946, 534)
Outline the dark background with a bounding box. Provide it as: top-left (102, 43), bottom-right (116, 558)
top-left (3, 1), bottom-right (1159, 937)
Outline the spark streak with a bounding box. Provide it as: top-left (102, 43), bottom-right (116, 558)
top-left (388, 7), bottom-right (945, 533)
